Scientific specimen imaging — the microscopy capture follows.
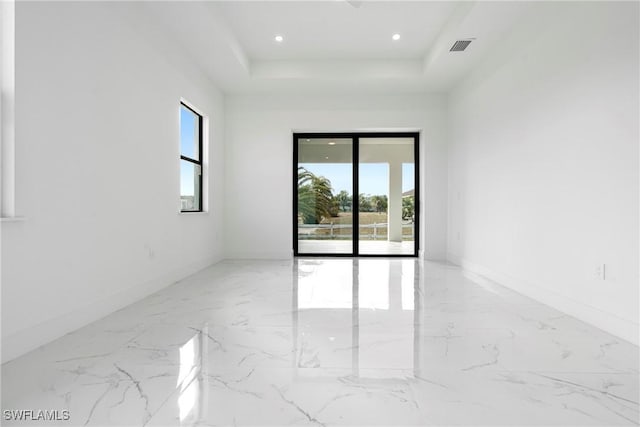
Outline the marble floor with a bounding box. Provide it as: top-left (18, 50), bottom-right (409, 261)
top-left (2, 259), bottom-right (638, 426)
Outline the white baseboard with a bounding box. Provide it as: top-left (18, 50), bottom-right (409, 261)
top-left (423, 250), bottom-right (447, 261)
top-left (1, 256), bottom-right (221, 363)
top-left (224, 251), bottom-right (294, 260)
top-left (448, 254), bottom-right (639, 346)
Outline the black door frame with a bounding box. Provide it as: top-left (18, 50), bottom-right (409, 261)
top-left (293, 132), bottom-right (420, 257)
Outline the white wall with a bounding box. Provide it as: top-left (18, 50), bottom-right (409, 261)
top-left (1, 2), bottom-right (225, 362)
top-left (224, 95), bottom-right (447, 259)
top-left (447, 2), bottom-right (639, 344)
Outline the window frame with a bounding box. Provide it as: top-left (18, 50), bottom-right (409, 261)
top-left (179, 101), bottom-right (204, 213)
top-left (292, 132), bottom-right (420, 258)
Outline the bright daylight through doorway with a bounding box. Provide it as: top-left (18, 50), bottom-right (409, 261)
top-left (294, 133), bottom-right (419, 256)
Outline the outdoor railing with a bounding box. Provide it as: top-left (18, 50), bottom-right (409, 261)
top-left (298, 222), bottom-right (414, 240)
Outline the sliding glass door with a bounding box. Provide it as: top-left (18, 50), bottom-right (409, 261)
top-left (296, 137), bottom-right (354, 254)
top-left (359, 137), bottom-right (416, 255)
top-left (294, 133), bottom-right (419, 257)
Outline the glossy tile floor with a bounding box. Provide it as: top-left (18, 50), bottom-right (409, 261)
top-left (2, 259), bottom-right (639, 426)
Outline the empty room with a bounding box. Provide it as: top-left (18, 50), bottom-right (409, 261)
top-left (1, 0), bottom-right (638, 426)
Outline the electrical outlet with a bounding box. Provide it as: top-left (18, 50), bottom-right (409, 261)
top-left (144, 244), bottom-right (155, 260)
top-left (595, 264), bottom-right (606, 280)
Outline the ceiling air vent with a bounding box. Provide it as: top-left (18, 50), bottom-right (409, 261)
top-left (450, 39), bottom-right (473, 52)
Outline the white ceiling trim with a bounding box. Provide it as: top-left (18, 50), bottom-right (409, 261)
top-left (136, 1), bottom-right (538, 94)
top-left (251, 59), bottom-right (424, 79)
top-left (422, 1), bottom-right (476, 73)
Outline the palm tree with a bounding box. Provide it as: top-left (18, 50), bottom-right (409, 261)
top-left (297, 167), bottom-right (314, 187)
top-left (298, 167), bottom-right (334, 224)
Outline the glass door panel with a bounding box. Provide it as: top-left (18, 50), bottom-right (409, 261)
top-left (297, 138), bottom-right (353, 254)
top-left (358, 137), bottom-right (415, 255)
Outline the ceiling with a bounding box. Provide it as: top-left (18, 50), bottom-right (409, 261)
top-left (215, 2), bottom-right (458, 61)
top-left (133, 1), bottom-right (537, 95)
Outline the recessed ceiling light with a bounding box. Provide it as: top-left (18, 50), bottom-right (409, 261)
top-left (325, 156), bottom-right (329, 159)
top-left (306, 139), bottom-right (310, 142)
top-left (328, 141), bottom-right (336, 145)
top-left (392, 33), bottom-right (401, 41)
top-left (275, 35), bottom-right (284, 43)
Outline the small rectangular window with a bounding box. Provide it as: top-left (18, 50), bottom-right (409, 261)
top-left (180, 102), bottom-right (203, 212)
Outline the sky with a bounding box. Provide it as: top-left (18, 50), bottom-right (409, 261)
top-left (302, 162), bottom-right (415, 196)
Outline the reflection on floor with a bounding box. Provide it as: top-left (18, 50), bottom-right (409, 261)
top-left (2, 259), bottom-right (638, 426)
top-left (298, 239), bottom-right (415, 254)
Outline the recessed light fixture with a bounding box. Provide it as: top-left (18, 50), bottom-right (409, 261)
top-left (328, 141), bottom-right (336, 145)
top-left (325, 156), bottom-right (329, 159)
top-left (392, 33), bottom-right (401, 41)
top-left (306, 139), bottom-right (311, 142)
top-left (275, 35), bottom-right (284, 43)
